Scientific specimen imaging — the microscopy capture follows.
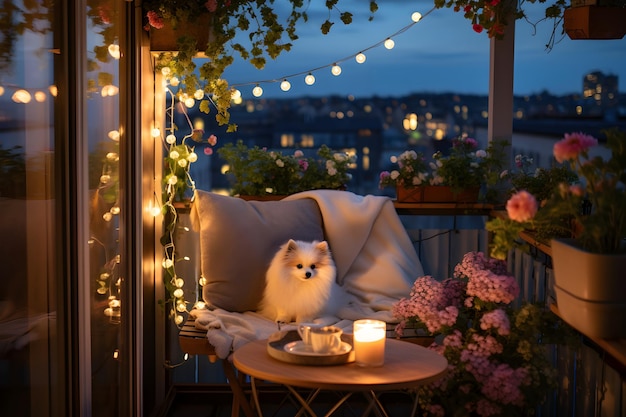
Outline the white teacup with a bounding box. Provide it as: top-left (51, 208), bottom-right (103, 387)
top-left (309, 326), bottom-right (343, 354)
top-left (297, 323), bottom-right (321, 346)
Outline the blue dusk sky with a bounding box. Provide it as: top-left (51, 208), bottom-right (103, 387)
top-left (221, 0), bottom-right (626, 99)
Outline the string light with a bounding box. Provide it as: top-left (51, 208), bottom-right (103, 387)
top-left (228, 7), bottom-right (435, 97)
top-left (304, 73), bottom-right (316, 85)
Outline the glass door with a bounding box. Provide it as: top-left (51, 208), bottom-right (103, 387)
top-left (0, 0), bottom-right (143, 415)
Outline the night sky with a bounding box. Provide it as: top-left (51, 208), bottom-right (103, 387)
top-left (221, 0), bottom-right (626, 99)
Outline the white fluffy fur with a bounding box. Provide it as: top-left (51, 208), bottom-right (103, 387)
top-left (260, 239), bottom-right (342, 323)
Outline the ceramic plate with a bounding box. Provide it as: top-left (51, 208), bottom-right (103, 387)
top-left (266, 330), bottom-right (355, 365)
top-left (284, 340), bottom-right (352, 357)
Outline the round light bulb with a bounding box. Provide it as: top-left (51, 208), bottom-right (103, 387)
top-left (108, 130), bottom-right (120, 141)
top-left (12, 89), bottom-right (31, 103)
top-left (331, 64), bottom-right (342, 76)
top-left (161, 67), bottom-right (171, 77)
top-left (193, 89), bottom-right (204, 100)
top-left (0, 86), bottom-right (4, 96)
top-left (166, 134), bottom-right (177, 144)
top-left (34, 91), bottom-right (47, 102)
top-left (170, 77), bottom-right (180, 87)
top-left (384, 38), bottom-right (395, 49)
top-left (355, 53), bottom-right (366, 64)
top-left (108, 44), bottom-right (121, 60)
top-left (411, 12), bottom-right (422, 22)
top-left (151, 128), bottom-right (160, 138)
top-left (231, 89), bottom-right (241, 100)
top-left (304, 73), bottom-right (315, 85)
top-left (48, 85), bottom-right (58, 97)
top-left (150, 205), bottom-right (161, 217)
top-left (184, 97), bottom-right (195, 108)
top-left (252, 85), bottom-right (263, 97)
top-left (280, 79), bottom-right (291, 92)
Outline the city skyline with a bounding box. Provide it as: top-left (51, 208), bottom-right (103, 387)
top-left (221, 1), bottom-right (626, 100)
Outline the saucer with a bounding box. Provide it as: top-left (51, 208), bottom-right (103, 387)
top-left (284, 340), bottom-right (352, 357)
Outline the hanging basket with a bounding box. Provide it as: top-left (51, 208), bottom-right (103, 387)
top-left (551, 238), bottom-right (626, 339)
top-left (149, 14), bottom-right (214, 53)
top-left (563, 5), bottom-right (626, 40)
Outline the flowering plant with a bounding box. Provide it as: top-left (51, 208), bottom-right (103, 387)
top-left (380, 138), bottom-right (506, 194)
top-left (143, 0), bottom-right (378, 130)
top-left (434, 0), bottom-right (567, 47)
top-left (500, 153), bottom-right (578, 204)
top-left (378, 150), bottom-right (429, 189)
top-left (218, 140), bottom-right (354, 196)
top-left (486, 130), bottom-right (626, 259)
top-left (393, 251), bottom-right (575, 417)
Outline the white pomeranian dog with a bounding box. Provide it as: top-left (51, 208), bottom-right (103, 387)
top-left (260, 239), bottom-right (343, 323)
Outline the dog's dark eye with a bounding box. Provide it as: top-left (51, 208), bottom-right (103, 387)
top-left (310, 264), bottom-right (316, 270)
top-left (296, 264), bottom-right (303, 269)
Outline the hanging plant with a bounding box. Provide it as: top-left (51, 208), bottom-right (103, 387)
top-left (143, 0), bottom-right (380, 131)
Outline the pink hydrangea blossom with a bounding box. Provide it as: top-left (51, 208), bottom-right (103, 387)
top-left (506, 190), bottom-right (538, 222)
top-left (553, 132), bottom-right (598, 163)
top-left (480, 309), bottom-right (510, 335)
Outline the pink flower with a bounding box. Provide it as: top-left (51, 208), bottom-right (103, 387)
top-left (553, 132), bottom-right (598, 163)
top-left (146, 11), bottom-right (164, 29)
top-left (506, 190), bottom-right (537, 222)
top-left (298, 160), bottom-right (309, 171)
top-left (204, 147), bottom-right (213, 156)
top-left (207, 134), bottom-right (218, 146)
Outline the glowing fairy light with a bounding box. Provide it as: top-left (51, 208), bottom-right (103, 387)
top-left (412, 12), bottom-right (422, 22)
top-left (384, 38), bottom-right (395, 49)
top-left (252, 85), bottom-right (263, 97)
top-left (331, 64), bottom-right (342, 76)
top-left (280, 79), bottom-right (291, 91)
top-left (304, 73), bottom-right (316, 85)
top-left (355, 53), bottom-right (366, 64)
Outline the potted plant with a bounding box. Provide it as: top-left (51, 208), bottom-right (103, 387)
top-left (486, 130), bottom-right (626, 338)
top-left (218, 140), bottom-right (354, 198)
top-left (392, 251), bottom-right (577, 416)
top-left (379, 137), bottom-right (506, 203)
top-left (142, 0), bottom-right (379, 131)
top-left (378, 150), bottom-right (430, 202)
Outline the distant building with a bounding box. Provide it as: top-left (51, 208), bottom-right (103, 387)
top-left (582, 71), bottom-right (619, 120)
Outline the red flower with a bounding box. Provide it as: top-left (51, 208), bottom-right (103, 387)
top-left (472, 23), bottom-right (483, 33)
top-left (146, 11), bottom-right (164, 29)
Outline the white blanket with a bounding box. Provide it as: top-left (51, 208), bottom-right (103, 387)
top-left (192, 190), bottom-right (424, 359)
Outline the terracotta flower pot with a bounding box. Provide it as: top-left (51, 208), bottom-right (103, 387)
top-left (564, 5), bottom-right (626, 40)
top-left (149, 13), bottom-right (214, 53)
top-left (551, 238), bottom-right (626, 339)
top-left (396, 186), bottom-right (479, 203)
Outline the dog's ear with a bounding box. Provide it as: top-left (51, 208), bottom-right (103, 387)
top-left (285, 239), bottom-right (299, 253)
top-left (315, 241), bottom-right (329, 253)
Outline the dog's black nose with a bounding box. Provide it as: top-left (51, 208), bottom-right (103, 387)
top-left (305, 271), bottom-right (312, 278)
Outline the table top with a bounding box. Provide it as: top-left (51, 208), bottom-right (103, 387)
top-left (232, 338), bottom-right (448, 391)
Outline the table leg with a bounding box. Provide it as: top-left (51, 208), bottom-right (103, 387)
top-left (222, 360), bottom-right (257, 417)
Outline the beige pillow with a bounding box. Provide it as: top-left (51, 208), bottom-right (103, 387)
top-left (191, 190), bottom-right (324, 312)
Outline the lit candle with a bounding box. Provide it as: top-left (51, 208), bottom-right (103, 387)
top-left (353, 319), bottom-right (386, 367)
